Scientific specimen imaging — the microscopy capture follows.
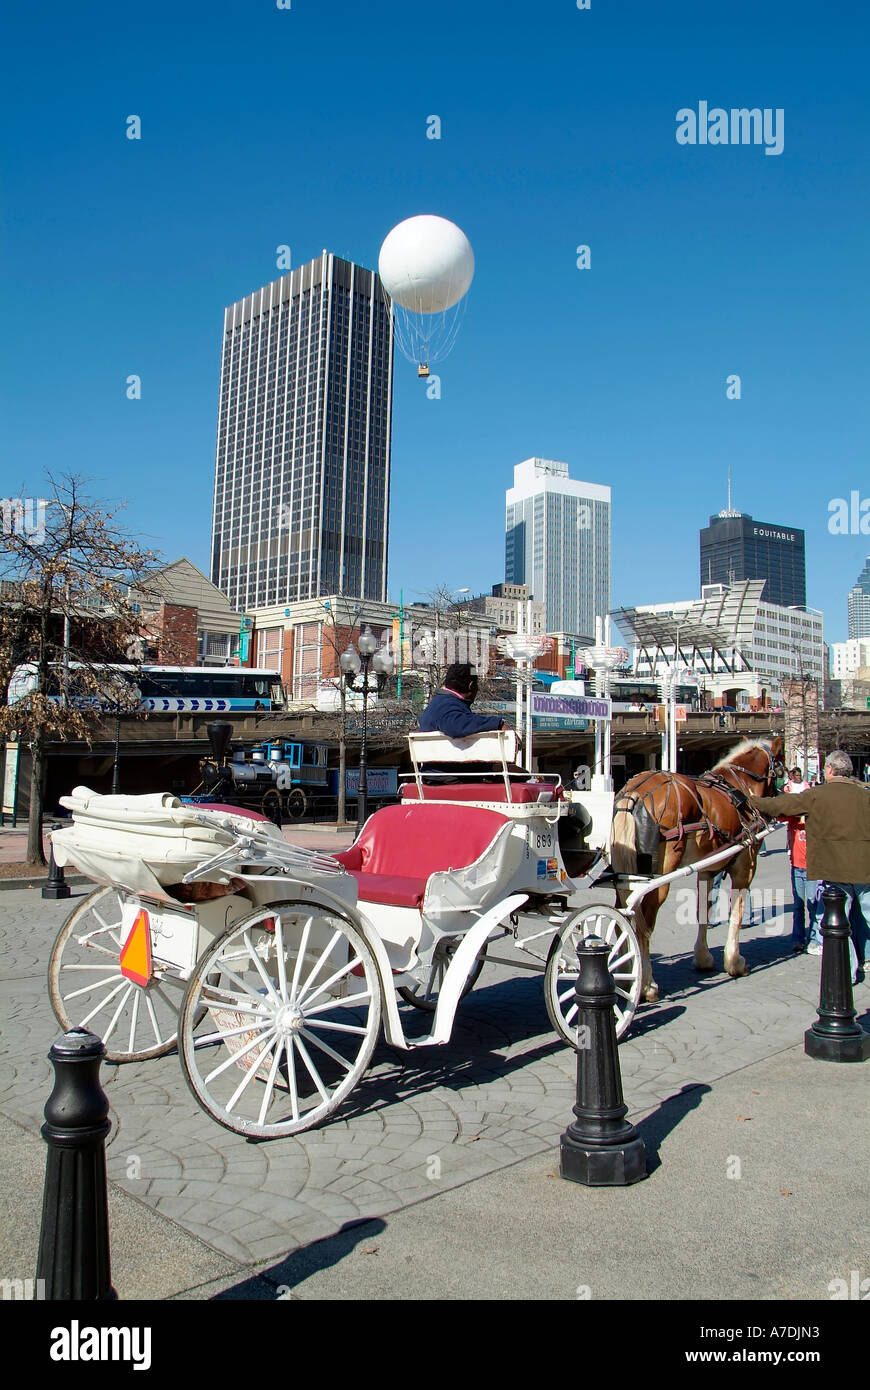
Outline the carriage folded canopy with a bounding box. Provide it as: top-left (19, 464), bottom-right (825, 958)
top-left (51, 786), bottom-right (306, 899)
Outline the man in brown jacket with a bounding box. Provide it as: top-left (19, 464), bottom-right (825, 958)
top-left (750, 749), bottom-right (870, 982)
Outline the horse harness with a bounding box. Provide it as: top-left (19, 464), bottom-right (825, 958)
top-left (616, 751), bottom-right (774, 847)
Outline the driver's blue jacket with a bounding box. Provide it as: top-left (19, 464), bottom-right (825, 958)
top-left (417, 691), bottom-right (503, 739)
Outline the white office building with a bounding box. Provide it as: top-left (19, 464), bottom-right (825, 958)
top-left (505, 458), bottom-right (610, 638)
top-left (830, 638), bottom-right (870, 679)
top-left (615, 581), bottom-right (824, 706)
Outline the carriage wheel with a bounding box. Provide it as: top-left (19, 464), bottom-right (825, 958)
top-left (286, 788), bottom-right (307, 820)
top-left (544, 904), bottom-right (642, 1047)
top-left (261, 789), bottom-right (283, 824)
top-left (397, 936), bottom-right (487, 1012)
top-left (178, 900), bottom-right (382, 1138)
top-left (48, 888), bottom-right (185, 1062)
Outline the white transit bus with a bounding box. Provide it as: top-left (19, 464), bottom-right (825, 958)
top-left (7, 664), bottom-right (285, 713)
top-left (608, 676), bottom-right (701, 711)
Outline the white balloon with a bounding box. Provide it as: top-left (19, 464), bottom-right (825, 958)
top-left (378, 215), bottom-right (474, 314)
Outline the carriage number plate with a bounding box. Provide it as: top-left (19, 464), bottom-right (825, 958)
top-left (121, 902), bottom-right (198, 975)
top-left (533, 831), bottom-right (554, 850)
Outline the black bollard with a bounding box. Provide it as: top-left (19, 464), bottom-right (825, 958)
top-left (805, 886), bottom-right (870, 1063)
top-left (42, 824), bottom-right (70, 901)
top-left (36, 1029), bottom-right (117, 1299)
top-left (559, 937), bottom-right (647, 1185)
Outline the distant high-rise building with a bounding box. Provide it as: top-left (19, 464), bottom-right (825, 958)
top-left (467, 583), bottom-right (546, 636)
top-left (699, 508), bottom-right (806, 607)
top-left (210, 253), bottom-right (393, 612)
top-left (504, 458), bottom-right (610, 636)
top-left (848, 556), bottom-right (870, 638)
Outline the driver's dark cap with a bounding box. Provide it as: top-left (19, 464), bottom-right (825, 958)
top-left (444, 663), bottom-right (477, 693)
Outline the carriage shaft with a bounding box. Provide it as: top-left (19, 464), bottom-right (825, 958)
top-left (623, 826), bottom-right (774, 915)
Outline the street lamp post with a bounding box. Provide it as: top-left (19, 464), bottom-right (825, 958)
top-left (112, 704), bottom-right (122, 794)
top-left (576, 620), bottom-right (629, 792)
top-left (340, 626), bottom-right (393, 832)
top-left (663, 659), bottom-right (697, 774)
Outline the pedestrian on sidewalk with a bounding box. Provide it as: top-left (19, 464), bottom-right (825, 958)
top-left (749, 750), bottom-right (870, 983)
top-left (779, 768), bottom-right (817, 953)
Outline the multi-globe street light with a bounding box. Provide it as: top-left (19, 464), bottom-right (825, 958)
top-left (340, 625), bottom-right (393, 830)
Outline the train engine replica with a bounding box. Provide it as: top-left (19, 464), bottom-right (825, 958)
top-left (188, 722), bottom-right (330, 824)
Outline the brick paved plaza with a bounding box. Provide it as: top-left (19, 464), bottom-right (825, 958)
top-left (1, 826), bottom-right (868, 1299)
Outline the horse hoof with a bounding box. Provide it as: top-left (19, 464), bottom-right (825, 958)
top-left (642, 984), bottom-right (660, 1003)
top-left (694, 955), bottom-right (716, 973)
top-left (727, 960), bottom-right (749, 978)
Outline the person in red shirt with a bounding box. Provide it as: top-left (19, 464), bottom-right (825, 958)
top-left (781, 767), bottom-right (818, 952)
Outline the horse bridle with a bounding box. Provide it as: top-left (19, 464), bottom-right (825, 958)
top-left (701, 745), bottom-right (780, 805)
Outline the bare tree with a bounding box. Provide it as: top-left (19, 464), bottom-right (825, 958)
top-left (817, 706), bottom-right (867, 761)
top-left (0, 474), bottom-right (167, 863)
top-left (317, 597), bottom-right (365, 825)
top-left (413, 584), bottom-right (478, 698)
top-left (780, 640), bottom-right (821, 776)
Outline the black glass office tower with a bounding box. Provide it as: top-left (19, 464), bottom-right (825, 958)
top-left (700, 511), bottom-right (806, 608)
top-left (210, 254), bottom-right (393, 610)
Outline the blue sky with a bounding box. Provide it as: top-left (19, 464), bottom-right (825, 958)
top-left (2, 0), bottom-right (868, 641)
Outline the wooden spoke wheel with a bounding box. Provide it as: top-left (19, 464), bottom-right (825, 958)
top-left (48, 888), bottom-right (185, 1062)
top-left (261, 789), bottom-right (283, 824)
top-left (544, 904), bottom-right (642, 1047)
top-left (178, 900), bottom-right (382, 1138)
top-left (397, 935), bottom-right (487, 1012)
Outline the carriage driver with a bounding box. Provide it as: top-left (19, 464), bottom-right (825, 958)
top-left (417, 664), bottom-right (504, 782)
top-left (418, 663), bottom-right (504, 738)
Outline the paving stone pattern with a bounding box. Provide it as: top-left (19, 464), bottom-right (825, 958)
top-left (0, 832), bottom-right (860, 1266)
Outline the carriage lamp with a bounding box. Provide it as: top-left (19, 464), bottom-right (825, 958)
top-left (340, 627), bottom-right (394, 830)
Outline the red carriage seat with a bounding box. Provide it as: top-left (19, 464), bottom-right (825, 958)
top-left (334, 803), bottom-right (509, 909)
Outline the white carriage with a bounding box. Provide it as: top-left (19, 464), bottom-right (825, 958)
top-left (47, 730), bottom-right (644, 1139)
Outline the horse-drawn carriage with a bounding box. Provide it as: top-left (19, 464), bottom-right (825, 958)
top-left (47, 727), bottom-right (782, 1139)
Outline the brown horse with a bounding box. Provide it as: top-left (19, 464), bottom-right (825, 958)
top-left (610, 736), bottom-right (784, 1002)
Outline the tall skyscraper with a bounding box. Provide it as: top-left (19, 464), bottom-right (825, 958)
top-left (848, 556), bottom-right (870, 638)
top-left (700, 509), bottom-right (806, 607)
top-left (504, 458), bottom-right (611, 636)
top-left (210, 253), bottom-right (393, 612)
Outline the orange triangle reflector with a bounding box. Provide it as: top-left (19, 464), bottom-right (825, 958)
top-left (120, 909), bottom-right (152, 987)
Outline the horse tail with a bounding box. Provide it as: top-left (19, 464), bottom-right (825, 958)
top-left (610, 800), bottom-right (638, 876)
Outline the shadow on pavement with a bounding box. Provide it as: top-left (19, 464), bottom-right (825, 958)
top-left (625, 1003), bottom-right (685, 1038)
top-left (647, 930), bottom-right (804, 1003)
top-left (635, 1082), bottom-right (712, 1175)
top-left (212, 1217), bottom-right (388, 1299)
